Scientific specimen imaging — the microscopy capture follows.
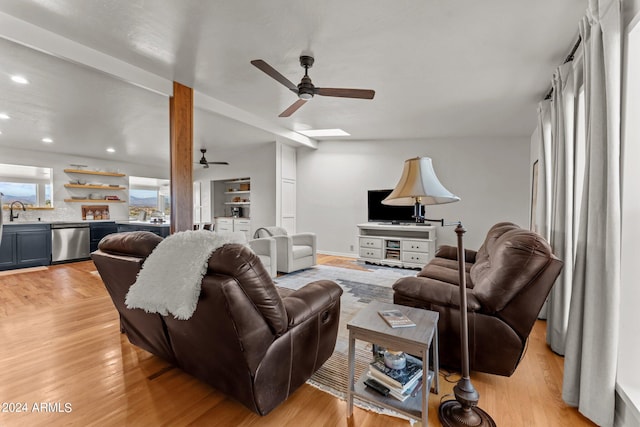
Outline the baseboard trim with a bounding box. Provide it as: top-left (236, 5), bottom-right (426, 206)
top-left (317, 250), bottom-right (357, 258)
top-left (615, 384), bottom-right (640, 427)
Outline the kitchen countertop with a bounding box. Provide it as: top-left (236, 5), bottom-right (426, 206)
top-left (2, 219), bottom-right (172, 229)
top-left (3, 219), bottom-right (117, 227)
top-left (3, 221), bottom-right (52, 226)
top-left (116, 220), bottom-right (170, 228)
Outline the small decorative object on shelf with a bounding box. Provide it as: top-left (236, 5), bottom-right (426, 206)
top-left (384, 350), bottom-right (407, 370)
top-left (82, 205), bottom-right (109, 220)
top-left (378, 309), bottom-right (416, 328)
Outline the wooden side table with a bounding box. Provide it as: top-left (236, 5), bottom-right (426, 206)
top-left (346, 301), bottom-right (439, 425)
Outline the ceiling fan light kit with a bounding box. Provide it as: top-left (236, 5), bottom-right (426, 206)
top-left (251, 55), bottom-right (375, 117)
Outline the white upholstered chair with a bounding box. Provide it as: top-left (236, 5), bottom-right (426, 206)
top-left (254, 226), bottom-right (316, 273)
top-left (248, 237), bottom-right (277, 278)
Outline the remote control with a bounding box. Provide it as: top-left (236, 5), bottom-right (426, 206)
top-left (364, 378), bottom-right (390, 396)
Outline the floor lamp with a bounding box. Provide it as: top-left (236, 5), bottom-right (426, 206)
top-left (383, 157), bottom-right (495, 427)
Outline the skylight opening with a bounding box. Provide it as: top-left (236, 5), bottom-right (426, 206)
top-left (11, 75), bottom-right (29, 85)
top-left (296, 128), bottom-right (350, 137)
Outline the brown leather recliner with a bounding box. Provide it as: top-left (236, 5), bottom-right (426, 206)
top-left (392, 222), bottom-right (563, 377)
top-left (91, 231), bottom-right (343, 415)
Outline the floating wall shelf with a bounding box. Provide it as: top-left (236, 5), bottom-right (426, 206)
top-left (64, 199), bottom-right (125, 203)
top-left (64, 184), bottom-right (126, 190)
top-left (64, 168), bottom-right (126, 177)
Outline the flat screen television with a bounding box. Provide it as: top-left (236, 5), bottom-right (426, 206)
top-left (367, 189), bottom-right (416, 224)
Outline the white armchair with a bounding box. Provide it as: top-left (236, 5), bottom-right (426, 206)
top-left (248, 237), bottom-right (277, 278)
top-left (254, 227), bottom-right (317, 273)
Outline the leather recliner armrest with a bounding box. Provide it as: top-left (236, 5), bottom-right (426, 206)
top-left (435, 245), bottom-right (477, 263)
top-left (282, 280), bottom-right (342, 328)
top-left (392, 277), bottom-right (482, 311)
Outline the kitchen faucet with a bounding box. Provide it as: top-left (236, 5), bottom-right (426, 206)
top-left (9, 201), bottom-right (26, 222)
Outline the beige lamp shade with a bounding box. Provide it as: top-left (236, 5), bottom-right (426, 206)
top-left (382, 157), bottom-right (460, 206)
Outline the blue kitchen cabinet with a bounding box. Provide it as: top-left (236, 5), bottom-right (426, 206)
top-left (0, 229), bottom-right (17, 268)
top-left (90, 222), bottom-right (118, 252)
top-left (0, 224), bottom-right (51, 270)
top-left (117, 223), bottom-right (170, 238)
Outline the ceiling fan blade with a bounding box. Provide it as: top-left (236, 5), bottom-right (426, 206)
top-left (279, 99), bottom-right (307, 117)
top-left (315, 88), bottom-right (375, 99)
top-left (251, 59), bottom-right (298, 91)
top-left (208, 162), bottom-right (229, 165)
top-left (203, 163), bottom-right (209, 169)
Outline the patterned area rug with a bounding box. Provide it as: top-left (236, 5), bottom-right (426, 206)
top-left (274, 263), bottom-right (415, 415)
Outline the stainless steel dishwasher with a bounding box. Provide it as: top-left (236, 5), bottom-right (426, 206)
top-left (51, 222), bottom-right (90, 263)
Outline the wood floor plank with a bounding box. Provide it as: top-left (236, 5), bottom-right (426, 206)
top-left (0, 258), bottom-right (595, 426)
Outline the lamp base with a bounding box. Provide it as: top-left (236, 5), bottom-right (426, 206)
top-left (438, 400), bottom-right (496, 427)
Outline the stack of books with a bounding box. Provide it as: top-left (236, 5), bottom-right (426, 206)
top-left (366, 354), bottom-right (426, 401)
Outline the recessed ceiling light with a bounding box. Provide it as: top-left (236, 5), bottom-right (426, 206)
top-left (11, 75), bottom-right (29, 84)
top-left (296, 128), bottom-right (350, 137)
top-left (42, 137), bottom-right (53, 143)
top-left (0, 113), bottom-right (10, 120)
top-left (106, 147), bottom-right (115, 153)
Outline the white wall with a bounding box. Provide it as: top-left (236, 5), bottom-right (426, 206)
top-left (296, 137), bottom-right (530, 254)
top-left (194, 142), bottom-right (277, 237)
top-left (1, 146), bottom-right (167, 222)
top-left (617, 11), bottom-right (640, 425)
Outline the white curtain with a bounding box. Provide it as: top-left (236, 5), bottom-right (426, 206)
top-left (536, 101), bottom-right (553, 244)
top-left (545, 62), bottom-right (577, 355)
top-left (535, 101), bottom-right (552, 320)
top-left (563, 1), bottom-right (622, 426)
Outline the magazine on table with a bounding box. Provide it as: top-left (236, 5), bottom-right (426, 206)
top-left (378, 309), bottom-right (416, 328)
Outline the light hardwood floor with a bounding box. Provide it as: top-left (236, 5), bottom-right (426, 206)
top-left (0, 256), bottom-right (595, 426)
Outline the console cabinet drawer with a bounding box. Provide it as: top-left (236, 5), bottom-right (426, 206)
top-left (401, 239), bottom-right (431, 253)
top-left (402, 251), bottom-right (431, 264)
top-left (360, 237), bottom-right (383, 249)
top-left (360, 247), bottom-right (383, 259)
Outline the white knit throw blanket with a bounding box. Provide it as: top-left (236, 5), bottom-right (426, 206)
top-left (125, 230), bottom-right (247, 320)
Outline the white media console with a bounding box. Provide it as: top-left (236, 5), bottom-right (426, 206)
top-left (357, 223), bottom-right (437, 269)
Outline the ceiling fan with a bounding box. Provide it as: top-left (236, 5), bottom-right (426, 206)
top-left (251, 55), bottom-right (375, 117)
top-left (198, 149), bottom-right (229, 168)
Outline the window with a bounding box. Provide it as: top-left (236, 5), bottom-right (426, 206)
top-left (0, 163), bottom-right (53, 208)
top-left (128, 176), bottom-right (170, 219)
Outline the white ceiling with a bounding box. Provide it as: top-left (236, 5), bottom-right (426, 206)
top-left (0, 1), bottom-right (586, 167)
